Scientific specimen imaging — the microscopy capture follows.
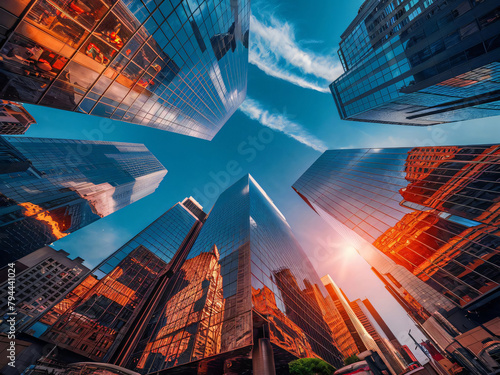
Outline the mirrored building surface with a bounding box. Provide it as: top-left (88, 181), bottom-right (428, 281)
top-left (293, 145), bottom-right (500, 373)
top-left (38, 198), bottom-right (205, 362)
top-left (331, 0), bottom-right (500, 125)
top-left (0, 0), bottom-right (250, 139)
top-left (0, 136), bottom-right (167, 266)
top-left (36, 175), bottom-right (343, 374)
top-left (123, 175), bottom-right (343, 373)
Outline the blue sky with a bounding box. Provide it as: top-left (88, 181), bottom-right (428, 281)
top-left (21, 0), bottom-right (500, 363)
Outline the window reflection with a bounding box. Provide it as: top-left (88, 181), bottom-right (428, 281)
top-left (0, 0), bottom-right (250, 139)
top-left (81, 36), bottom-right (116, 65)
top-left (27, 1), bottom-right (88, 48)
top-left (294, 145), bottom-right (500, 310)
top-left (50, 0), bottom-right (109, 29)
top-left (95, 11), bottom-right (133, 51)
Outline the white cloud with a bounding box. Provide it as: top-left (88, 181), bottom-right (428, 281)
top-left (239, 97), bottom-right (327, 152)
top-left (249, 14), bottom-right (343, 93)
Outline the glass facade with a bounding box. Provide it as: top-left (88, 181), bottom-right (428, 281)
top-left (0, 136), bottom-right (167, 266)
top-left (293, 145), bottom-right (500, 371)
top-left (293, 145), bottom-right (500, 311)
top-left (350, 299), bottom-right (406, 374)
top-left (39, 199), bottom-right (204, 361)
top-left (0, 0), bottom-right (250, 139)
top-left (124, 175), bottom-right (344, 373)
top-left (33, 176), bottom-right (344, 373)
top-left (331, 0), bottom-right (500, 125)
top-left (321, 275), bottom-right (379, 356)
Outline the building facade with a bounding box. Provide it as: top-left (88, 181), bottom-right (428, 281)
top-left (121, 175), bottom-right (343, 373)
top-left (321, 275), bottom-right (375, 358)
top-left (36, 175), bottom-right (344, 374)
top-left (0, 246), bottom-right (89, 334)
top-left (331, 0), bottom-right (500, 125)
top-left (361, 299), bottom-right (402, 352)
top-left (0, 136), bottom-right (167, 266)
top-left (321, 274), bottom-right (405, 374)
top-left (0, 0), bottom-right (250, 139)
top-left (36, 198), bottom-right (205, 362)
top-left (350, 299), bottom-right (407, 374)
top-left (0, 100), bottom-right (36, 134)
top-left (293, 145), bottom-right (500, 374)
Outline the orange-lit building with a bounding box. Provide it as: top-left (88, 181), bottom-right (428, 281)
top-left (33, 177), bottom-right (345, 374)
top-left (294, 145), bottom-right (500, 374)
top-left (42, 246), bottom-right (167, 360)
top-left (134, 246), bottom-right (225, 370)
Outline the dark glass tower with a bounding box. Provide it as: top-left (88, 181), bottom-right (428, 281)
top-left (37, 175), bottom-right (343, 374)
top-left (331, 0), bottom-right (500, 125)
top-left (293, 145), bottom-right (500, 373)
top-left (38, 198), bottom-right (205, 362)
top-left (0, 136), bottom-right (167, 266)
top-left (0, 0), bottom-right (250, 139)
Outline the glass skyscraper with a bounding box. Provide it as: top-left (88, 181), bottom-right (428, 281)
top-left (331, 0), bottom-right (500, 125)
top-left (0, 0), bottom-right (250, 139)
top-left (37, 198), bottom-right (205, 361)
top-left (35, 175), bottom-right (344, 374)
top-left (293, 145), bottom-right (500, 373)
top-left (0, 136), bottom-right (167, 266)
top-left (123, 175), bottom-right (343, 373)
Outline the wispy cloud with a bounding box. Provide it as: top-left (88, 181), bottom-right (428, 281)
top-left (239, 97), bottom-right (327, 152)
top-left (249, 14), bottom-right (343, 93)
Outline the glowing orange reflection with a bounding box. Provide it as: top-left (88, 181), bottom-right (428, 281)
top-left (40, 275), bottom-right (99, 325)
top-left (19, 202), bottom-right (69, 239)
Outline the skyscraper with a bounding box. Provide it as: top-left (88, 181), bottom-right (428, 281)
top-left (37, 175), bottom-right (344, 374)
top-left (330, 0), bottom-right (500, 125)
top-left (321, 275), bottom-right (376, 357)
top-left (361, 299), bottom-right (402, 352)
top-left (0, 100), bottom-right (36, 134)
top-left (319, 274), bottom-right (404, 374)
top-left (0, 246), bottom-right (89, 334)
top-left (0, 0), bottom-right (250, 139)
top-left (0, 136), bottom-right (167, 266)
top-left (123, 175), bottom-right (343, 373)
top-left (350, 299), bottom-right (406, 374)
top-left (37, 197), bottom-right (206, 361)
top-left (307, 279), bottom-right (361, 359)
top-left (293, 145), bottom-right (500, 373)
